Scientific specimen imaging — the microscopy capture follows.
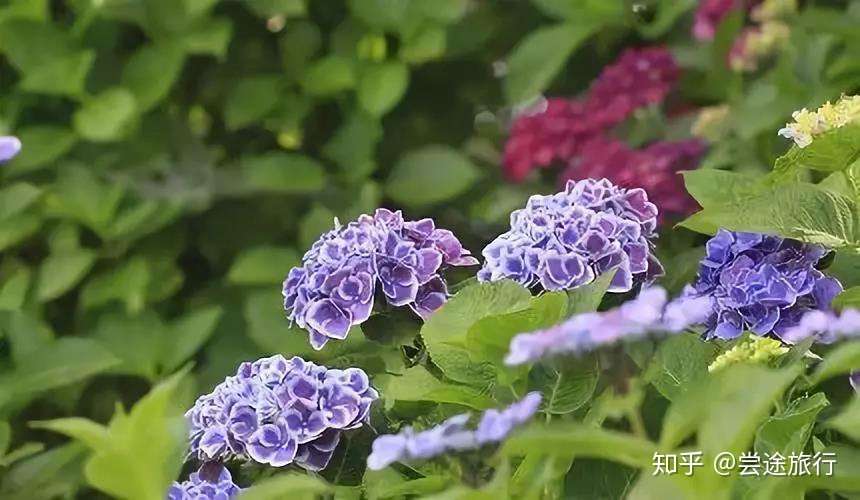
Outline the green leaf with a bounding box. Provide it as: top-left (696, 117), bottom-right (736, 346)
top-left (503, 23), bottom-right (595, 104)
top-left (827, 396), bottom-right (860, 442)
top-left (244, 289), bottom-right (317, 357)
top-left (565, 270), bottom-right (615, 315)
top-left (29, 418), bottom-right (111, 450)
top-left (502, 423), bottom-right (657, 468)
top-left (3, 126), bottom-right (76, 174)
top-left (34, 248), bottom-right (96, 301)
top-left (323, 111), bottom-right (382, 180)
top-left (755, 392), bottom-right (829, 456)
top-left (530, 0), bottom-right (625, 23)
top-left (400, 25), bottom-right (446, 63)
top-left (637, 0), bottom-right (696, 39)
top-left (121, 42), bottom-right (185, 111)
top-left (347, 0), bottom-right (411, 30)
top-left (773, 122), bottom-right (860, 177)
top-left (358, 62), bottom-right (409, 116)
top-left (421, 280), bottom-right (532, 387)
top-left (240, 152), bottom-right (325, 194)
top-left (832, 286), bottom-right (860, 310)
top-left (0, 183), bottom-right (41, 221)
top-left (38, 369), bottom-right (189, 500)
top-left (92, 312), bottom-right (163, 380)
top-left (73, 88), bottom-right (138, 142)
top-left (0, 264), bottom-right (31, 311)
top-left (241, 473), bottom-right (332, 500)
top-left (378, 366), bottom-right (495, 410)
top-left (227, 246), bottom-right (299, 285)
top-left (302, 56), bottom-right (356, 96)
top-left (530, 357), bottom-right (598, 414)
top-left (807, 340), bottom-right (860, 386)
top-left (0, 338), bottom-right (119, 406)
top-left (180, 17), bottom-right (233, 58)
top-left (80, 257), bottom-right (150, 313)
top-left (0, 19), bottom-right (93, 96)
top-left (386, 145), bottom-right (481, 207)
top-left (224, 76), bottom-right (281, 130)
top-left (371, 477), bottom-right (449, 499)
top-left (680, 171), bottom-right (858, 247)
top-left (0, 213), bottom-right (40, 252)
top-left (645, 333), bottom-right (717, 401)
top-left (46, 165), bottom-right (124, 234)
top-left (161, 306), bottom-right (223, 373)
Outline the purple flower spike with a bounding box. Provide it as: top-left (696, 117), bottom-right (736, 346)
top-left (186, 355), bottom-right (378, 471)
top-left (0, 136), bottom-right (21, 163)
top-left (168, 464), bottom-right (240, 500)
top-left (478, 178), bottom-right (662, 293)
top-left (366, 393), bottom-right (541, 470)
top-left (682, 230), bottom-right (841, 341)
top-left (284, 209), bottom-right (477, 350)
top-left (778, 308), bottom-right (860, 344)
top-left (505, 287), bottom-right (713, 365)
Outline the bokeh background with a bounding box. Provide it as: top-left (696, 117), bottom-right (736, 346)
top-left (1, 0), bottom-right (860, 498)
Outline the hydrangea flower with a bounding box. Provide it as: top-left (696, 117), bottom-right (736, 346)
top-left (728, 21), bottom-right (790, 72)
top-left (778, 308), bottom-right (860, 344)
top-left (366, 393), bottom-right (542, 470)
top-left (167, 464), bottom-right (240, 500)
top-left (283, 209), bottom-right (477, 349)
top-left (502, 47), bottom-right (679, 182)
top-left (505, 287), bottom-right (713, 365)
top-left (778, 95), bottom-right (860, 148)
top-left (478, 178), bottom-right (663, 293)
top-left (707, 335), bottom-right (788, 372)
top-left (562, 138), bottom-right (705, 223)
top-left (682, 230), bottom-right (842, 341)
top-left (0, 136), bottom-right (21, 163)
top-left (851, 371), bottom-right (859, 393)
top-left (586, 46), bottom-right (679, 127)
top-left (186, 355), bottom-right (378, 471)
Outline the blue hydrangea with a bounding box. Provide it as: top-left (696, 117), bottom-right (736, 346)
top-left (366, 392), bottom-right (542, 470)
top-left (0, 136), bottom-right (21, 163)
top-left (186, 355), bottom-right (377, 471)
top-left (505, 287), bottom-right (712, 365)
top-left (683, 230), bottom-right (842, 340)
top-left (283, 209), bottom-right (478, 350)
top-left (477, 178), bottom-right (662, 293)
top-left (167, 464), bottom-right (240, 500)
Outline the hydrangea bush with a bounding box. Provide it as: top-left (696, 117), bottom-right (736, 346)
top-left (3, 1), bottom-right (860, 500)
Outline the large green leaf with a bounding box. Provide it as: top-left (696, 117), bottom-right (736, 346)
top-left (121, 42), bottom-right (185, 111)
top-left (755, 392), bottom-right (829, 456)
top-left (386, 145), bottom-right (481, 208)
top-left (645, 333), bottom-right (717, 401)
top-left (358, 62), bottom-right (409, 116)
top-left (378, 366), bottom-right (495, 410)
top-left (420, 280), bottom-right (532, 387)
top-left (773, 122), bottom-right (860, 178)
top-left (529, 357), bottom-right (598, 414)
top-left (503, 23), bottom-right (596, 104)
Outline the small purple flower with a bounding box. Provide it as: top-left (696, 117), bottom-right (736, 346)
top-left (0, 136), bottom-right (21, 163)
top-left (168, 464), bottom-right (240, 500)
top-left (683, 230), bottom-right (842, 341)
top-left (778, 308), bottom-right (860, 344)
top-left (478, 178), bottom-right (662, 293)
top-left (366, 393), bottom-right (541, 470)
top-left (505, 287), bottom-right (713, 365)
top-left (284, 209), bottom-right (478, 350)
top-left (186, 355), bottom-right (378, 471)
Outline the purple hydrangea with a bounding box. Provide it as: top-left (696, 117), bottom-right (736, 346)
top-left (505, 287), bottom-right (713, 365)
top-left (167, 464), bottom-right (240, 500)
top-left (186, 355), bottom-right (378, 471)
top-left (0, 136), bottom-right (21, 163)
top-left (851, 371), bottom-right (860, 393)
top-left (683, 230), bottom-right (842, 341)
top-left (283, 209), bottom-right (478, 350)
top-left (778, 308), bottom-right (860, 344)
top-left (366, 392), bottom-right (542, 470)
top-left (478, 178), bottom-right (663, 293)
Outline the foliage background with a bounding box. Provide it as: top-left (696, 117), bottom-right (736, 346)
top-left (2, 0), bottom-right (860, 498)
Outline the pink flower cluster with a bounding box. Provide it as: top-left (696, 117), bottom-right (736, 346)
top-left (502, 46), bottom-right (703, 223)
top-left (693, 0), bottom-right (746, 41)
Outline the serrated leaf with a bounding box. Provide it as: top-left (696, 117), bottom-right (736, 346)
top-left (529, 357), bottom-right (598, 414)
top-left (645, 333), bottom-right (717, 401)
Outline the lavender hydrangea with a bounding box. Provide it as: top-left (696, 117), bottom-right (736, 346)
top-left (505, 287), bottom-right (713, 365)
top-left (0, 136), bottom-right (21, 163)
top-left (478, 178), bottom-right (662, 293)
top-left (283, 209), bottom-right (478, 350)
top-left (186, 355), bottom-right (377, 472)
top-left (167, 464), bottom-right (240, 500)
top-left (366, 392), bottom-right (542, 470)
top-left (682, 230), bottom-right (842, 341)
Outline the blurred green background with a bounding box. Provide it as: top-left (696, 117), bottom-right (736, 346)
top-left (1, 0), bottom-right (860, 498)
